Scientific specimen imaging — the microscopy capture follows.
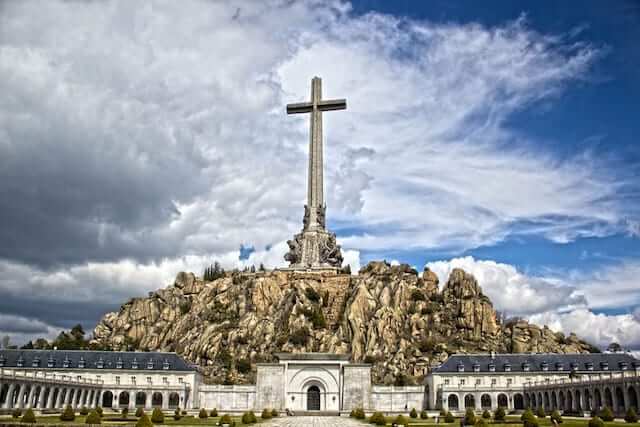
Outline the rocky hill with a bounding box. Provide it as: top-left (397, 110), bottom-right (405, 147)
top-left (92, 261), bottom-right (598, 385)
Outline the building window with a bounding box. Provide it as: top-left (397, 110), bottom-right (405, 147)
top-left (32, 357), bottom-right (41, 367)
top-left (17, 357), bottom-right (24, 367)
top-left (475, 379), bottom-right (481, 385)
top-left (504, 363), bottom-right (511, 372)
top-left (78, 357), bottom-right (85, 369)
top-left (178, 377), bottom-right (184, 384)
top-left (96, 375), bottom-right (101, 381)
top-left (131, 377), bottom-right (136, 385)
top-left (116, 358), bottom-right (123, 369)
top-left (473, 363), bottom-right (480, 372)
top-left (457, 363), bottom-right (465, 372)
top-left (459, 379), bottom-right (465, 386)
top-left (163, 360), bottom-right (170, 370)
top-left (96, 358), bottom-right (104, 369)
top-left (147, 359), bottom-right (154, 370)
top-left (163, 377), bottom-right (168, 385)
top-left (444, 379), bottom-right (450, 386)
top-left (0, 355), bottom-right (5, 367)
top-left (132, 358), bottom-right (139, 369)
top-left (147, 377), bottom-right (152, 385)
top-left (507, 378), bottom-right (513, 386)
top-left (77, 375), bottom-right (82, 381)
top-left (491, 379), bottom-right (497, 386)
top-left (115, 376), bottom-right (120, 385)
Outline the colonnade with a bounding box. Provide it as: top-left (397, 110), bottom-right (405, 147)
top-left (442, 391), bottom-right (526, 412)
top-left (524, 373), bottom-right (640, 415)
top-left (99, 389), bottom-right (185, 410)
top-left (0, 377), bottom-right (103, 410)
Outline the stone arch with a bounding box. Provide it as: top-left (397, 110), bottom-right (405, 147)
top-left (604, 387), bottom-right (613, 409)
top-left (0, 384), bottom-right (9, 407)
top-left (135, 392), bottom-right (146, 407)
top-left (498, 393), bottom-right (508, 408)
top-left (74, 389), bottom-right (83, 407)
top-left (559, 391), bottom-right (565, 411)
top-left (616, 387), bottom-right (625, 411)
top-left (448, 394), bottom-right (459, 410)
top-left (584, 389), bottom-right (592, 412)
top-left (532, 394), bottom-right (537, 408)
top-left (481, 394), bottom-right (491, 409)
top-left (464, 394), bottom-right (475, 409)
top-left (51, 388), bottom-right (60, 409)
top-left (514, 393), bottom-right (524, 410)
top-left (302, 380), bottom-right (326, 411)
top-left (544, 392), bottom-right (550, 409)
top-left (21, 385), bottom-right (31, 408)
top-left (628, 386), bottom-right (638, 411)
top-left (551, 391), bottom-right (558, 410)
top-left (594, 388), bottom-right (602, 411)
top-left (42, 387), bottom-right (51, 409)
top-left (538, 392), bottom-right (544, 409)
top-left (168, 392), bottom-right (180, 409)
top-left (567, 390), bottom-right (574, 411)
top-left (575, 389), bottom-right (582, 411)
top-left (102, 391), bottom-right (113, 408)
top-left (152, 392), bottom-right (163, 408)
top-left (119, 391), bottom-right (130, 408)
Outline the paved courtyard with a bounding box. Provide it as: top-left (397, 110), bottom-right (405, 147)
top-left (261, 416), bottom-right (365, 427)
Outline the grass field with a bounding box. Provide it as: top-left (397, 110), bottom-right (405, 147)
top-left (357, 414), bottom-right (640, 427)
top-left (0, 413), bottom-right (264, 426)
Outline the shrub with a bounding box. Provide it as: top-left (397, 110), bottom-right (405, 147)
top-left (289, 327), bottom-right (310, 346)
top-left (393, 414), bottom-right (409, 427)
top-left (136, 407), bottom-right (144, 417)
top-left (199, 408), bottom-right (208, 418)
top-left (311, 308), bottom-right (327, 329)
top-left (495, 407), bottom-right (506, 421)
top-left (210, 408), bottom-right (218, 417)
top-left (271, 408), bottom-right (278, 417)
top-left (482, 409), bottom-right (491, 419)
top-left (80, 406), bottom-right (90, 416)
top-left (589, 417), bottom-right (604, 427)
top-left (136, 413), bottom-right (153, 427)
top-left (351, 408), bottom-right (365, 419)
top-left (236, 358), bottom-right (251, 374)
top-left (95, 407), bottom-right (103, 417)
top-left (421, 410), bottom-right (429, 419)
top-left (220, 414), bottom-right (235, 426)
top-left (60, 405), bottom-right (76, 421)
top-left (150, 408), bottom-right (164, 424)
top-left (523, 411), bottom-right (539, 427)
top-left (121, 407), bottom-right (129, 418)
top-left (536, 407), bottom-right (546, 418)
top-left (476, 419), bottom-right (489, 427)
top-left (464, 408), bottom-right (477, 426)
top-left (521, 409), bottom-right (535, 422)
top-left (261, 408), bottom-right (272, 419)
top-left (173, 408), bottom-right (182, 421)
top-left (241, 411), bottom-right (257, 424)
top-left (444, 411), bottom-right (455, 423)
top-left (369, 411), bottom-right (386, 426)
top-left (551, 410), bottom-right (563, 424)
top-left (625, 408), bottom-right (638, 423)
top-left (21, 408), bottom-right (36, 424)
top-left (85, 410), bottom-right (101, 425)
top-left (410, 408), bottom-right (418, 418)
top-left (600, 407), bottom-right (614, 422)
top-left (12, 409), bottom-right (22, 418)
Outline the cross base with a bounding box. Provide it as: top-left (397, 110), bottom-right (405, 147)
top-left (284, 229), bottom-right (343, 270)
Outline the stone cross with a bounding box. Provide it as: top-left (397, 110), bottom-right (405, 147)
top-left (287, 77), bottom-right (346, 230)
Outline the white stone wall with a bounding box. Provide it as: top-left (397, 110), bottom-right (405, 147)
top-left (198, 385), bottom-right (256, 411)
top-left (255, 364), bottom-right (285, 410)
top-left (342, 365), bottom-right (371, 411)
top-left (370, 385), bottom-right (425, 412)
top-left (285, 363), bottom-right (341, 411)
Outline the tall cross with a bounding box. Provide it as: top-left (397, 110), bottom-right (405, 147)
top-left (287, 77), bottom-right (346, 230)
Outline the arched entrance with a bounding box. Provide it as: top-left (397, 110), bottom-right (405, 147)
top-left (135, 392), bottom-right (146, 408)
top-left (119, 391), bottom-right (130, 408)
top-left (307, 386), bottom-right (320, 411)
top-left (497, 394), bottom-right (508, 408)
top-left (481, 394), bottom-right (491, 409)
top-left (465, 394), bottom-right (475, 409)
top-left (628, 386), bottom-right (638, 412)
top-left (169, 393), bottom-right (180, 409)
top-left (514, 393), bottom-right (524, 410)
top-left (448, 394), bottom-right (459, 410)
top-left (102, 391), bottom-right (113, 408)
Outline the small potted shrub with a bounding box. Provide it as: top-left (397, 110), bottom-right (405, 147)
top-left (589, 417), bottom-right (604, 427)
top-left (410, 408), bottom-right (418, 418)
top-left (21, 408), bottom-right (36, 424)
top-left (174, 408), bottom-right (181, 421)
top-left (85, 410), bottom-right (101, 425)
top-left (551, 409), bottom-right (563, 424)
top-left (121, 407), bottom-right (129, 419)
top-left (394, 414), bottom-right (409, 427)
top-left (421, 410), bottom-right (429, 419)
top-left (271, 408), bottom-right (278, 417)
top-left (494, 407), bottom-right (506, 421)
top-left (210, 408), bottom-right (218, 417)
top-left (482, 409), bottom-right (491, 419)
top-left (536, 407), bottom-right (546, 418)
top-left (95, 407), bottom-right (103, 417)
top-left (136, 407), bottom-right (144, 417)
top-left (60, 404), bottom-right (76, 421)
top-left (464, 408), bottom-right (477, 426)
top-left (625, 408), bottom-right (638, 423)
top-left (219, 414), bottom-right (235, 427)
top-left (136, 413), bottom-right (153, 427)
top-left (352, 408), bottom-right (365, 419)
top-left (150, 408), bottom-right (164, 424)
top-left (369, 411), bottom-right (386, 426)
top-left (199, 408), bottom-right (208, 418)
top-left (241, 411), bottom-right (257, 424)
top-left (12, 409), bottom-right (22, 418)
top-left (444, 411), bottom-right (455, 423)
top-left (600, 407), bottom-right (614, 422)
top-left (80, 406), bottom-right (90, 416)
top-left (261, 408), bottom-right (272, 419)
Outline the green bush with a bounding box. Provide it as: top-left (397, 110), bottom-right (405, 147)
top-left (12, 409), bottom-right (22, 418)
top-left (236, 358), bottom-right (251, 374)
top-left (85, 410), bottom-right (101, 425)
top-left (261, 408), bottom-right (272, 419)
top-left (199, 408), bottom-right (208, 418)
top-left (95, 407), bottom-right (103, 417)
top-left (210, 408), bottom-right (218, 417)
top-left (289, 327), bottom-right (311, 346)
top-left (482, 409), bottom-right (491, 419)
top-left (494, 406), bottom-right (506, 421)
top-left (476, 419), bottom-right (489, 427)
top-left (136, 413), bottom-right (153, 427)
top-left (551, 409), bottom-right (563, 424)
top-left (625, 408), bottom-right (638, 423)
top-left (464, 408), bottom-right (477, 426)
top-left (410, 408), bottom-right (418, 418)
top-left (241, 411), bottom-right (257, 424)
top-left (523, 413), bottom-right (539, 427)
top-left (536, 407), bottom-right (546, 418)
top-left (351, 407), bottom-right (365, 419)
top-left (311, 308), bottom-right (327, 329)
top-left (80, 406), bottom-right (90, 416)
top-left (393, 414), bottom-right (409, 427)
top-left (220, 414), bottom-right (235, 426)
top-left (271, 408), bottom-right (278, 417)
top-left (369, 411), bottom-right (386, 426)
top-left (60, 405), bottom-right (76, 421)
top-left (21, 408), bottom-right (36, 424)
top-left (589, 417), bottom-right (604, 427)
top-left (521, 409), bottom-right (535, 422)
top-left (121, 407), bottom-right (129, 418)
top-left (444, 411), bottom-right (455, 423)
top-left (600, 406), bottom-right (614, 422)
top-left (173, 408), bottom-right (181, 421)
top-left (421, 410), bottom-right (429, 419)
top-left (150, 408), bottom-right (164, 424)
top-left (136, 407), bottom-right (144, 417)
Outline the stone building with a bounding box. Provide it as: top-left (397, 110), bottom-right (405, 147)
top-left (427, 353), bottom-right (640, 414)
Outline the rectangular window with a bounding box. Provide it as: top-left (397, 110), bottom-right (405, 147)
top-left (178, 377), bottom-right (184, 384)
top-left (507, 378), bottom-right (513, 385)
top-left (147, 376), bottom-right (152, 384)
top-left (77, 375), bottom-right (82, 381)
top-left (444, 379), bottom-right (450, 386)
top-left (459, 379), bottom-right (465, 386)
top-left (475, 379), bottom-right (481, 385)
top-left (131, 376), bottom-right (136, 385)
top-left (491, 379), bottom-right (497, 385)
top-left (115, 376), bottom-right (120, 385)
top-left (163, 377), bottom-right (168, 385)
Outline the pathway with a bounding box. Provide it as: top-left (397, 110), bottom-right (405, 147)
top-left (261, 416), bottom-right (364, 427)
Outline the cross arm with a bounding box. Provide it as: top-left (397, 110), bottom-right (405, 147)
top-left (317, 99), bottom-right (347, 111)
top-left (286, 102), bottom-right (313, 114)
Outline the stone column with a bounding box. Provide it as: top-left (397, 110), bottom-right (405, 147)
top-left (38, 387), bottom-right (47, 409)
top-left (46, 387), bottom-right (56, 409)
top-left (82, 389), bottom-right (89, 407)
top-left (16, 383), bottom-right (26, 408)
top-left (3, 383), bottom-right (15, 409)
top-left (162, 391), bottom-right (169, 410)
top-left (146, 392), bottom-right (152, 410)
top-left (55, 388), bottom-right (64, 409)
top-left (64, 388), bottom-right (73, 407)
top-left (96, 390), bottom-right (103, 408)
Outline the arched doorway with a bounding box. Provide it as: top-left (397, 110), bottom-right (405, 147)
top-left (616, 387), bottom-right (625, 411)
top-left (575, 390), bottom-right (582, 411)
top-left (102, 391), bottom-right (113, 408)
top-left (169, 393), bottom-right (180, 409)
top-left (532, 394), bottom-right (537, 408)
top-left (465, 394), bottom-right (475, 409)
top-left (152, 392), bottom-right (163, 408)
top-left (567, 391), bottom-right (573, 411)
top-left (51, 389), bottom-right (60, 409)
top-left (544, 392), bottom-right (550, 409)
top-left (0, 384), bottom-right (8, 406)
top-left (551, 392), bottom-right (558, 410)
top-left (448, 394), bottom-right (459, 410)
top-left (481, 394), bottom-right (491, 409)
top-left (514, 394), bottom-right (524, 410)
top-left (628, 386), bottom-right (638, 412)
top-left (307, 386), bottom-right (320, 411)
top-left (498, 394), bottom-right (508, 408)
top-left (584, 389), bottom-right (592, 412)
top-left (119, 391), bottom-right (130, 408)
top-left (135, 392), bottom-right (146, 408)
top-left (594, 389), bottom-right (602, 410)
top-left (604, 388), bottom-right (613, 409)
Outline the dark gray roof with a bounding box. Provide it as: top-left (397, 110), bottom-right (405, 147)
top-left (275, 352), bottom-right (350, 361)
top-left (433, 353), bottom-right (640, 373)
top-left (0, 350), bottom-right (196, 372)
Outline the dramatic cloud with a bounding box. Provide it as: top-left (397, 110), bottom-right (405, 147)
top-left (0, 1), bottom-right (638, 343)
top-left (428, 256), bottom-right (640, 350)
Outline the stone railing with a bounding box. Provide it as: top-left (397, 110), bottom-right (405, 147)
top-left (524, 370), bottom-right (640, 389)
top-left (438, 384), bottom-right (521, 392)
top-left (0, 369), bottom-right (103, 386)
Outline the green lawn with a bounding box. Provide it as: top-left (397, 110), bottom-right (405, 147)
top-left (357, 415), bottom-right (640, 427)
top-left (0, 414), bottom-right (267, 426)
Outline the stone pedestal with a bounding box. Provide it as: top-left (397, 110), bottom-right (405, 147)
top-left (285, 228), bottom-right (343, 269)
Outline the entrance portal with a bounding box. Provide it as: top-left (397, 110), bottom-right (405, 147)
top-left (307, 386), bottom-right (320, 411)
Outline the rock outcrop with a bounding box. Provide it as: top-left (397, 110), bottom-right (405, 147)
top-left (92, 262), bottom-right (598, 385)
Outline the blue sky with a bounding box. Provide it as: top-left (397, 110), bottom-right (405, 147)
top-left (0, 0), bottom-right (639, 350)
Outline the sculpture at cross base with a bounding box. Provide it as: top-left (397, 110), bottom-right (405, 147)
top-left (283, 77), bottom-right (345, 270)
